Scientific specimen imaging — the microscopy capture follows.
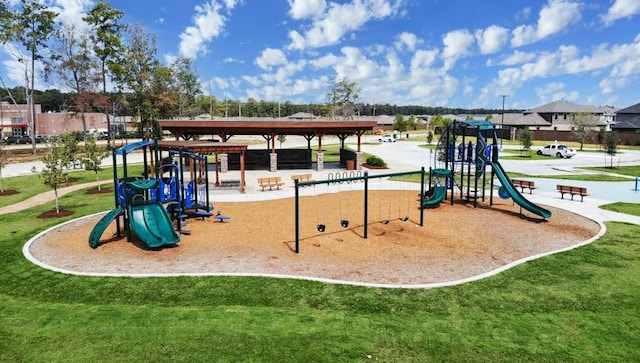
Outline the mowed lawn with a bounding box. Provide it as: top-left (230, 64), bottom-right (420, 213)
top-left (1, 172), bottom-right (639, 362)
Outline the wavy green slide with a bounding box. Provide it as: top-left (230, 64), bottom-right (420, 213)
top-left (128, 203), bottom-right (180, 248)
top-left (491, 161), bottom-right (552, 219)
top-left (421, 186), bottom-right (447, 208)
top-left (88, 207), bottom-right (124, 248)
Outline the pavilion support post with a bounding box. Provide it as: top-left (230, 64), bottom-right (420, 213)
top-left (240, 152), bottom-right (246, 193)
top-left (270, 152), bottom-right (278, 172)
top-left (356, 151), bottom-right (363, 170)
top-left (219, 153), bottom-right (228, 173)
top-left (316, 151), bottom-right (324, 171)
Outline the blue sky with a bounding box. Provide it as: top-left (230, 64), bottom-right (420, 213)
top-left (2, 0), bottom-right (640, 110)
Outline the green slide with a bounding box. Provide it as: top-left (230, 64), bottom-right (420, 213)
top-left (88, 207), bottom-right (124, 248)
top-left (491, 161), bottom-right (552, 219)
top-left (421, 186), bottom-right (447, 208)
top-left (128, 203), bottom-right (180, 248)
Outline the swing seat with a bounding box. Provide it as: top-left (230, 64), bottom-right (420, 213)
top-left (317, 224), bottom-right (326, 232)
top-left (340, 219), bottom-right (349, 228)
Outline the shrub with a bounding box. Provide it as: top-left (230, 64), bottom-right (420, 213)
top-left (366, 155), bottom-right (386, 167)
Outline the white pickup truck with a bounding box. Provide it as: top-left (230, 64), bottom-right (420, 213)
top-left (536, 143), bottom-right (576, 158)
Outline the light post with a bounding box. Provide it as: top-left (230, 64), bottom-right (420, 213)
top-left (500, 94), bottom-right (508, 150)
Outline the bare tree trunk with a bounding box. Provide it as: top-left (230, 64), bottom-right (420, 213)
top-left (54, 188), bottom-right (60, 213)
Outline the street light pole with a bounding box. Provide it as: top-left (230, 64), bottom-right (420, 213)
top-left (500, 95), bottom-right (508, 150)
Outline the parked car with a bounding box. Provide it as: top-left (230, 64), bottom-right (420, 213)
top-left (378, 135), bottom-right (396, 143)
top-left (35, 135), bottom-right (49, 143)
top-left (5, 135), bottom-right (31, 144)
top-left (536, 143), bottom-right (576, 158)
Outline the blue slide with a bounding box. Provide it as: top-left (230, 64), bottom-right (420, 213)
top-left (491, 161), bottom-right (552, 219)
top-left (128, 203), bottom-right (180, 248)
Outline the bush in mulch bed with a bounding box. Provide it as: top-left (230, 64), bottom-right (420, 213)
top-left (0, 190), bottom-right (19, 196)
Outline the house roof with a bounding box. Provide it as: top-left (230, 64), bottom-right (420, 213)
top-left (490, 112), bottom-right (550, 127)
top-left (525, 99), bottom-right (602, 114)
top-left (615, 102), bottom-right (640, 114)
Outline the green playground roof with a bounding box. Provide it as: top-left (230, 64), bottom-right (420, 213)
top-left (456, 120), bottom-right (495, 130)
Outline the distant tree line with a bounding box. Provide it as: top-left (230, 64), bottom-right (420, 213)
top-left (0, 86), bottom-right (521, 119)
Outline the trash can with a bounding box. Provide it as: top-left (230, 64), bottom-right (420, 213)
top-left (346, 160), bottom-right (355, 170)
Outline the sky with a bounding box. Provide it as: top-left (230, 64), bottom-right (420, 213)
top-left (1, 0), bottom-right (640, 110)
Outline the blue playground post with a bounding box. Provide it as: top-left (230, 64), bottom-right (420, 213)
top-left (634, 176), bottom-right (639, 192)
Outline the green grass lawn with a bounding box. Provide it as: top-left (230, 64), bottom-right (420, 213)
top-left (1, 170), bottom-right (640, 361)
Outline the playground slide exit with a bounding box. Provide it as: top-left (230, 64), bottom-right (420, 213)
top-left (88, 207), bottom-right (124, 248)
top-left (491, 161), bottom-right (552, 219)
top-left (128, 203), bottom-right (180, 248)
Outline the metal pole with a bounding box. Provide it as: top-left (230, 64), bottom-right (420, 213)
top-left (295, 180), bottom-right (300, 253)
top-left (500, 94), bottom-right (507, 150)
top-left (364, 171), bottom-right (368, 239)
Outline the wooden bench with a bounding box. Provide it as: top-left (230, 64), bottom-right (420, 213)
top-left (290, 173), bottom-right (314, 185)
top-left (557, 184), bottom-right (589, 202)
top-left (257, 176), bottom-right (285, 191)
top-left (511, 179), bottom-right (537, 194)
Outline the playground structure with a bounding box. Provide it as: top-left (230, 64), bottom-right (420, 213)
top-left (293, 169), bottom-right (426, 253)
top-left (88, 140), bottom-right (226, 249)
top-left (429, 120), bottom-right (552, 219)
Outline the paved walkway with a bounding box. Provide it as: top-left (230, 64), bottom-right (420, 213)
top-left (0, 181), bottom-right (103, 215)
top-left (4, 139), bottom-right (640, 227)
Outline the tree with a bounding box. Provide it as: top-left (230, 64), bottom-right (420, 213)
top-left (393, 114), bottom-right (408, 137)
top-left (277, 134), bottom-right (286, 148)
top-left (603, 131), bottom-right (618, 168)
top-left (46, 24), bottom-right (100, 134)
top-left (111, 24), bottom-right (161, 138)
top-left (171, 57), bottom-right (201, 119)
top-left (0, 141), bottom-right (9, 192)
top-left (426, 131), bottom-right (433, 145)
top-left (60, 132), bottom-right (80, 176)
top-left (571, 112), bottom-right (599, 151)
top-left (326, 76), bottom-right (360, 119)
top-left (82, 134), bottom-right (109, 191)
top-left (84, 1), bottom-right (125, 148)
top-left (518, 127), bottom-right (533, 156)
top-left (1, 0), bottom-right (57, 155)
top-left (36, 137), bottom-right (69, 213)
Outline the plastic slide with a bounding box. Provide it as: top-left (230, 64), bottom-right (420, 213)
top-left (128, 203), bottom-right (180, 248)
top-left (88, 207), bottom-right (124, 248)
top-left (491, 161), bottom-right (552, 219)
top-left (421, 186), bottom-right (447, 208)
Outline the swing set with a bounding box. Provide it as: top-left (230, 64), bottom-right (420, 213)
top-left (293, 168), bottom-right (426, 253)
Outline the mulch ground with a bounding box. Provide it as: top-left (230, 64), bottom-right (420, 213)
top-left (28, 189), bottom-right (600, 286)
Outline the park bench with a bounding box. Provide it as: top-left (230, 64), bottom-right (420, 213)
top-left (290, 173), bottom-right (314, 185)
top-left (257, 176), bottom-right (285, 191)
top-left (556, 184), bottom-right (589, 202)
top-left (511, 179), bottom-right (537, 194)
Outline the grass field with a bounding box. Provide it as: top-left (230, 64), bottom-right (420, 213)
top-left (1, 169), bottom-right (640, 361)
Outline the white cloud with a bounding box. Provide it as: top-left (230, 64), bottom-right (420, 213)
top-left (442, 29), bottom-right (474, 70)
top-left (179, 0), bottom-right (239, 59)
top-left (602, 0), bottom-right (640, 26)
top-left (479, 34), bottom-right (640, 107)
top-left (535, 82), bottom-right (579, 103)
top-left (511, 0), bottom-right (582, 47)
top-left (475, 25), bottom-right (509, 54)
top-left (288, 0), bottom-right (327, 19)
top-left (394, 32), bottom-right (421, 52)
top-left (286, 0), bottom-right (403, 50)
top-left (498, 50), bottom-right (537, 66)
top-left (51, 0), bottom-right (93, 33)
top-left (255, 48), bottom-right (288, 70)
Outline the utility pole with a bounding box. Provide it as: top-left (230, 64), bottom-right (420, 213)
top-left (500, 94), bottom-right (508, 150)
